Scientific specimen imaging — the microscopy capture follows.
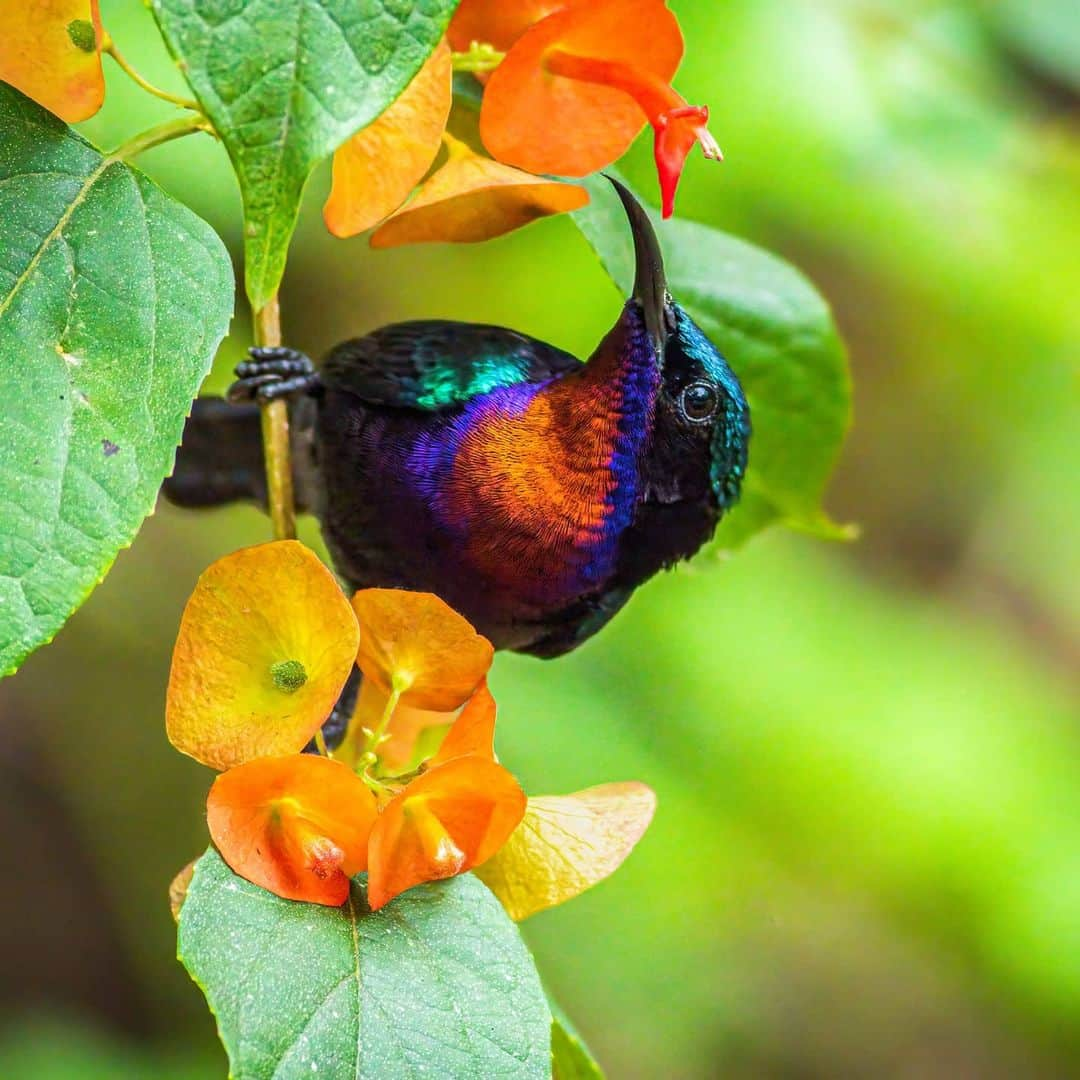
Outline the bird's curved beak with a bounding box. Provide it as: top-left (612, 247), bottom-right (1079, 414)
top-left (607, 175), bottom-right (669, 354)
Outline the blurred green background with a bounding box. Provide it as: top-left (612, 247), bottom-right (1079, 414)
top-left (1, 0), bottom-right (1078, 1076)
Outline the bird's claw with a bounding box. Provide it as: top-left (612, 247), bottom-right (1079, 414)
top-left (227, 346), bottom-right (320, 404)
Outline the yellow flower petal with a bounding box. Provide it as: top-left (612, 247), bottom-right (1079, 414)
top-left (351, 589), bottom-right (493, 711)
top-left (167, 541), bottom-right (359, 770)
top-left (475, 781), bottom-right (656, 920)
top-left (323, 39), bottom-right (453, 238)
top-left (369, 137), bottom-right (589, 248)
top-left (0, 0), bottom-right (104, 123)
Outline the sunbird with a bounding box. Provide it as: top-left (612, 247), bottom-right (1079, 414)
top-left (165, 180), bottom-right (750, 658)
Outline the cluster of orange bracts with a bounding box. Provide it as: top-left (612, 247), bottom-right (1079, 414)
top-left (324, 0), bottom-right (721, 241)
top-left (167, 541), bottom-right (654, 914)
top-left (205, 683), bottom-right (520, 910)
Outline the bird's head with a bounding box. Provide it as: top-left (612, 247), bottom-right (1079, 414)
top-left (608, 178), bottom-right (750, 511)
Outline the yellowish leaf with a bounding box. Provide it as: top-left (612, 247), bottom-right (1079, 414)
top-left (475, 781), bottom-right (656, 920)
top-left (370, 136), bottom-right (589, 247)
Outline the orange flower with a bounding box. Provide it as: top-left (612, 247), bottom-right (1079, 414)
top-left (367, 755), bottom-right (526, 911)
top-left (479, 0), bottom-right (719, 216)
top-left (366, 690), bottom-right (521, 910)
top-left (324, 40), bottom-right (453, 238)
top-left (167, 541), bottom-right (360, 770)
top-left (0, 0), bottom-right (104, 122)
top-left (207, 755), bottom-right (377, 906)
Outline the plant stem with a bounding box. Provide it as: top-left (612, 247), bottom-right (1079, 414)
top-left (350, 685), bottom-right (404, 778)
top-left (102, 32), bottom-right (201, 111)
top-left (365, 686), bottom-right (404, 759)
top-left (252, 296), bottom-right (297, 541)
top-left (110, 114), bottom-right (212, 161)
top-left (340, 680), bottom-right (405, 773)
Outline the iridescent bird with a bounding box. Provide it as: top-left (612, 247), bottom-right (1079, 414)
top-left (165, 180), bottom-right (749, 658)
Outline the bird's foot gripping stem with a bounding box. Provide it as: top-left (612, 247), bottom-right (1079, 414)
top-left (227, 346), bottom-right (321, 404)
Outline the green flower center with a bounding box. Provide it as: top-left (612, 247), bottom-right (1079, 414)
top-left (67, 19), bottom-right (96, 53)
top-left (270, 659), bottom-right (308, 693)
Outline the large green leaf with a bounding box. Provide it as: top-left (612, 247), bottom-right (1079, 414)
top-left (179, 848), bottom-right (552, 1079)
top-left (0, 84), bottom-right (233, 677)
top-left (573, 174), bottom-right (852, 549)
top-left (151, 0), bottom-right (460, 308)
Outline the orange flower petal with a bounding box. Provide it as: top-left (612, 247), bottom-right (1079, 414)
top-left (0, 0), bottom-right (104, 122)
top-left (479, 0), bottom-right (682, 177)
top-left (429, 680), bottom-right (497, 768)
top-left (351, 589), bottom-right (493, 711)
top-left (367, 756), bottom-right (525, 910)
top-left (323, 39), bottom-right (453, 238)
top-left (447, 0), bottom-right (568, 52)
top-left (207, 755), bottom-right (377, 906)
top-left (167, 541), bottom-right (359, 770)
top-left (369, 140), bottom-right (589, 248)
top-left (474, 782), bottom-right (656, 920)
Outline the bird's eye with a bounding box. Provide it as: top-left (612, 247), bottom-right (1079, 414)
top-left (680, 382), bottom-right (718, 422)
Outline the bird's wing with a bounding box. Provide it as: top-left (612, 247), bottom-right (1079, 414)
top-left (320, 320), bottom-right (581, 411)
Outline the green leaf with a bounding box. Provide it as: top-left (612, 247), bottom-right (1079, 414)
top-left (551, 1015), bottom-right (604, 1080)
top-left (0, 85), bottom-right (233, 677)
top-left (178, 849), bottom-right (552, 1079)
top-left (573, 173), bottom-right (852, 550)
top-left (151, 0), bottom-right (460, 309)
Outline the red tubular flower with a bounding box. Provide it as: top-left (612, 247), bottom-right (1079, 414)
top-left (543, 51), bottom-right (721, 218)
top-left (479, 0), bottom-right (720, 217)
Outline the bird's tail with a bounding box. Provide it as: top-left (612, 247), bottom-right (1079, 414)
top-left (162, 398), bottom-right (267, 509)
